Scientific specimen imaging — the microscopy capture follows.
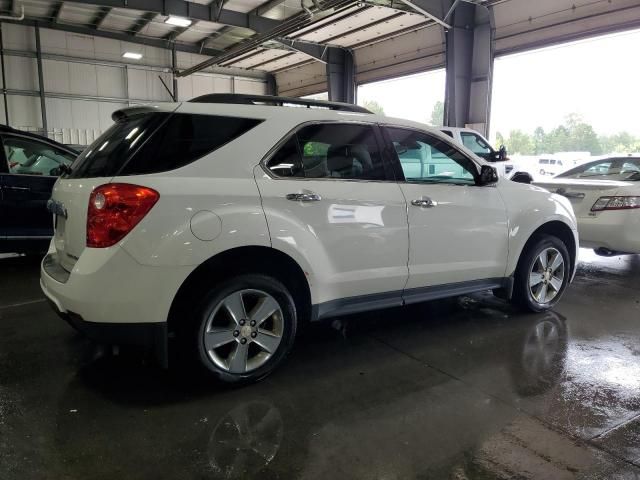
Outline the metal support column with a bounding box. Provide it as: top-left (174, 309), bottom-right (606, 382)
top-left (266, 74), bottom-right (277, 96)
top-left (171, 44), bottom-right (178, 101)
top-left (326, 47), bottom-right (356, 104)
top-left (34, 25), bottom-right (48, 136)
top-left (443, 2), bottom-right (494, 136)
top-left (0, 23), bottom-right (10, 125)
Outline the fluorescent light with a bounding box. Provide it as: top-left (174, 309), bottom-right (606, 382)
top-left (164, 16), bottom-right (192, 27)
top-left (122, 52), bottom-right (143, 60)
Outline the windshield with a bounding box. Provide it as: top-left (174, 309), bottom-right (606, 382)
top-left (557, 158), bottom-right (640, 180)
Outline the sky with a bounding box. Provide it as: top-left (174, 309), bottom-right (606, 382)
top-left (355, 27), bottom-right (640, 142)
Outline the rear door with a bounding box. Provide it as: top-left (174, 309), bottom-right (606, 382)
top-left (0, 133), bottom-right (76, 241)
top-left (256, 122), bottom-right (409, 310)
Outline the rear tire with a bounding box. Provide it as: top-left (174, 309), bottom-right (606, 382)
top-left (193, 274), bottom-right (297, 384)
top-left (512, 234), bottom-right (570, 312)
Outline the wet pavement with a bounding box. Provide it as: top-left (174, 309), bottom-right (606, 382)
top-left (1, 251), bottom-right (640, 479)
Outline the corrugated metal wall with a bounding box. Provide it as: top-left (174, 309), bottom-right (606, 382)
top-left (0, 23), bottom-right (267, 145)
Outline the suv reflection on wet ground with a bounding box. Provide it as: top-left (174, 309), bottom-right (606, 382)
top-left (1, 250), bottom-right (640, 479)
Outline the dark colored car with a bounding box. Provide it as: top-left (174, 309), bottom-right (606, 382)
top-left (0, 125), bottom-right (79, 254)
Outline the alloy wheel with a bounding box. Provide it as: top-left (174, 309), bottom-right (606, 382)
top-left (528, 247), bottom-right (565, 304)
top-left (203, 289), bottom-right (284, 374)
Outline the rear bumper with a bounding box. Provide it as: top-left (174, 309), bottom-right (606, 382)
top-left (45, 294), bottom-right (168, 366)
top-left (577, 212), bottom-right (640, 253)
top-left (41, 243), bottom-right (193, 366)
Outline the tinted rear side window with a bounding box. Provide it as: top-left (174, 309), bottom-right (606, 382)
top-left (69, 113), bottom-right (167, 178)
top-left (68, 113), bottom-right (262, 178)
top-left (122, 114), bottom-right (262, 175)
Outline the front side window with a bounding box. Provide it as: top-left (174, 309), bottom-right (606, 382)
top-left (460, 132), bottom-right (492, 157)
top-left (266, 123), bottom-right (387, 181)
top-left (3, 136), bottom-right (75, 176)
top-left (385, 127), bottom-right (477, 185)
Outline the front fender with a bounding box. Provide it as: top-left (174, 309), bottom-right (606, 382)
top-left (499, 183), bottom-right (579, 277)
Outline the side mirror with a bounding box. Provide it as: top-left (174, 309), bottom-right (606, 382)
top-left (511, 171), bottom-right (533, 184)
top-left (478, 165), bottom-right (499, 185)
top-left (498, 145), bottom-right (508, 162)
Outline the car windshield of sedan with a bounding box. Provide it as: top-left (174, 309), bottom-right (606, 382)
top-left (557, 158), bottom-right (640, 181)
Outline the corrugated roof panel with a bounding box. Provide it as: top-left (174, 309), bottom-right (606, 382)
top-left (227, 47), bottom-right (288, 68)
top-left (223, 0), bottom-right (267, 14)
top-left (57, 3), bottom-right (99, 24)
top-left (100, 9), bottom-right (148, 33)
top-left (260, 0), bottom-right (304, 20)
top-left (258, 51), bottom-right (309, 71)
top-left (329, 12), bottom-right (426, 47)
top-left (20, 0), bottom-right (53, 19)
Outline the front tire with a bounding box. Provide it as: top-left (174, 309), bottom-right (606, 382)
top-left (512, 234), bottom-right (570, 312)
top-left (194, 274), bottom-right (297, 384)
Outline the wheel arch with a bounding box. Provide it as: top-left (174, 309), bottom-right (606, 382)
top-left (167, 246), bottom-right (313, 339)
top-left (512, 220), bottom-right (577, 280)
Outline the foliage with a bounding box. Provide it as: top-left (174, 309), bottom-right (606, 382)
top-left (497, 113), bottom-right (638, 155)
top-left (362, 100), bottom-right (386, 115)
top-left (429, 101), bottom-right (444, 126)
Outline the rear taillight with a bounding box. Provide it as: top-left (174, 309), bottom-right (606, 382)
top-left (591, 196), bottom-right (640, 212)
top-left (87, 183), bottom-right (159, 248)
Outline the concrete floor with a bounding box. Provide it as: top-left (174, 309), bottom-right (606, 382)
top-left (1, 252), bottom-right (640, 479)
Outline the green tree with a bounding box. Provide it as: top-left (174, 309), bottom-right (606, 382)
top-left (533, 127), bottom-right (547, 154)
top-left (505, 129), bottom-right (535, 155)
top-left (362, 99), bottom-right (385, 115)
top-left (563, 114), bottom-right (601, 154)
top-left (429, 101), bottom-right (444, 126)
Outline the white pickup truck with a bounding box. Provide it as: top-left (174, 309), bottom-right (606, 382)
top-left (439, 127), bottom-right (523, 180)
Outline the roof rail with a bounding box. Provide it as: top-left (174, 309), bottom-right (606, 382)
top-left (188, 93), bottom-right (372, 114)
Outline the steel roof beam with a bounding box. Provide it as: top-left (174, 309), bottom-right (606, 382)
top-left (1, 16), bottom-right (230, 58)
top-left (164, 21), bottom-right (196, 40)
top-left (50, 2), bottom-right (65, 22)
top-left (90, 6), bottom-right (112, 29)
top-left (69, 0), bottom-right (283, 32)
top-left (130, 11), bottom-right (156, 35)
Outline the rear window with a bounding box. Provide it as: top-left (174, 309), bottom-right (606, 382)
top-left (68, 113), bottom-right (262, 178)
top-left (69, 113), bottom-right (166, 178)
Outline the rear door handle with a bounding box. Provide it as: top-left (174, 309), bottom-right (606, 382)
top-left (286, 192), bottom-right (321, 202)
top-left (4, 185), bottom-right (30, 192)
top-left (411, 196), bottom-right (436, 208)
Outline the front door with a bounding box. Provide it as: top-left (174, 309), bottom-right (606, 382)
top-left (255, 122), bottom-right (409, 310)
top-left (383, 126), bottom-right (509, 290)
top-left (0, 133), bottom-right (76, 244)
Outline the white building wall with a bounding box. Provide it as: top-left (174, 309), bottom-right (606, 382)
top-left (0, 23), bottom-right (268, 145)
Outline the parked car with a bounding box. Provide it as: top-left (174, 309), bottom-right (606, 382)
top-left (438, 127), bottom-right (522, 179)
top-left (0, 125), bottom-right (79, 254)
top-left (537, 157), bottom-right (567, 177)
top-left (535, 155), bottom-right (640, 255)
top-left (41, 94), bottom-right (578, 383)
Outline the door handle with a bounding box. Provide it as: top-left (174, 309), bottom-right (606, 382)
top-left (286, 192), bottom-right (321, 202)
top-left (561, 192), bottom-right (585, 199)
top-left (4, 185), bottom-right (30, 192)
top-left (411, 196), bottom-right (436, 208)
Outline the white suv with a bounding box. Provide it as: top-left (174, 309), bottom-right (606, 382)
top-left (41, 95), bottom-right (578, 383)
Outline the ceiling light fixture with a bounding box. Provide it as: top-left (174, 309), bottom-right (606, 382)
top-left (165, 16), bottom-right (192, 27)
top-left (122, 52), bottom-right (143, 60)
